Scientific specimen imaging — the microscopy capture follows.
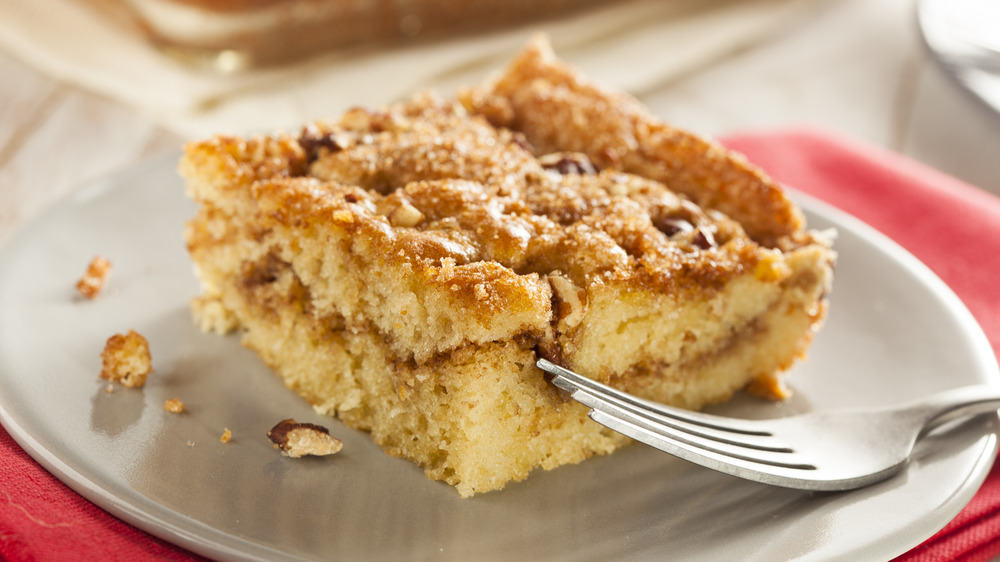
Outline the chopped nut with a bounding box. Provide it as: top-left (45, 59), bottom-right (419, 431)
top-left (267, 419), bottom-right (343, 458)
top-left (100, 330), bottom-right (153, 388)
top-left (548, 274), bottom-right (587, 330)
top-left (538, 152), bottom-right (598, 175)
top-left (221, 428), bottom-right (232, 444)
top-left (691, 227), bottom-right (717, 250)
top-left (163, 398), bottom-right (185, 413)
top-left (388, 200), bottom-right (424, 227)
top-left (653, 216), bottom-right (695, 238)
top-left (298, 123), bottom-right (346, 163)
top-left (76, 256), bottom-right (112, 299)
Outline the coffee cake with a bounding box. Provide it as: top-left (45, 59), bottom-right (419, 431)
top-left (179, 37), bottom-right (834, 497)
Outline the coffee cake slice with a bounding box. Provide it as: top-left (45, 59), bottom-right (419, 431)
top-left (180, 37), bottom-right (834, 497)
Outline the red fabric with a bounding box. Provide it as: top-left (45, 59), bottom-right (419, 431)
top-left (723, 129), bottom-right (1000, 562)
top-left (0, 428), bottom-right (199, 561)
top-left (1, 129), bottom-right (998, 560)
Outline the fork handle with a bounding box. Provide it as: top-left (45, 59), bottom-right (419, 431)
top-left (915, 385), bottom-right (1000, 433)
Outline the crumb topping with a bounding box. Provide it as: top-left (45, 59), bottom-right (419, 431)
top-left (459, 37), bottom-right (804, 247)
top-left (180, 38), bottom-right (827, 323)
top-left (189, 97), bottom-right (773, 302)
top-left (297, 100), bottom-right (755, 290)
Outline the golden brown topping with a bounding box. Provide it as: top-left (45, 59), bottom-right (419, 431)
top-left (272, 103), bottom-right (757, 291)
top-left (267, 419), bottom-right (343, 458)
top-left (100, 330), bottom-right (153, 388)
top-left (460, 36), bottom-right (804, 248)
top-left (163, 398), bottom-right (185, 413)
top-left (76, 256), bottom-right (112, 299)
top-left (221, 428), bottom-right (232, 444)
top-left (182, 36), bottom-right (822, 326)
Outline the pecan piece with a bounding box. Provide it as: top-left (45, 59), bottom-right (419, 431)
top-left (267, 419), bottom-right (343, 458)
top-left (538, 152), bottom-right (598, 175)
top-left (298, 123), bottom-right (348, 163)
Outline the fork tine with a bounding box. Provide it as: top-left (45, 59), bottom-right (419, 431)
top-left (576, 389), bottom-right (816, 470)
top-left (538, 359), bottom-right (774, 435)
top-left (537, 359), bottom-right (814, 469)
top-left (566, 384), bottom-right (794, 454)
top-left (586, 407), bottom-right (820, 479)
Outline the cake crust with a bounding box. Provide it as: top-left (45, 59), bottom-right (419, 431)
top-left (180, 36), bottom-right (834, 497)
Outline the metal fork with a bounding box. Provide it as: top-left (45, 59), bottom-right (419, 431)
top-left (537, 359), bottom-right (1000, 491)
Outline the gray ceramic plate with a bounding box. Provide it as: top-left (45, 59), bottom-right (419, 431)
top-left (0, 152), bottom-right (997, 561)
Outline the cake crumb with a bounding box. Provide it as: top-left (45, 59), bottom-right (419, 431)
top-left (100, 330), bottom-right (153, 388)
top-left (76, 256), bottom-right (112, 299)
top-left (221, 428), bottom-right (232, 443)
top-left (104, 384), bottom-right (115, 394)
top-left (745, 373), bottom-right (791, 401)
top-left (163, 398), bottom-right (185, 413)
top-left (187, 440), bottom-right (196, 447)
top-left (267, 419), bottom-right (343, 458)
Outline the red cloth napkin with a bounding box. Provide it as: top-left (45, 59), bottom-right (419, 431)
top-left (1, 129), bottom-right (999, 560)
